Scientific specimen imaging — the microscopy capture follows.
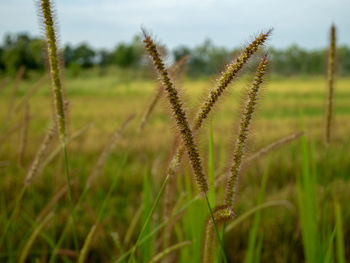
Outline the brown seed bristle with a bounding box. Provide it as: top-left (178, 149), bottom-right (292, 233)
top-left (193, 30), bottom-right (272, 131)
top-left (202, 205), bottom-right (234, 263)
top-left (325, 24), bottom-right (336, 145)
top-left (143, 33), bottom-right (208, 194)
top-left (164, 30), bottom-right (272, 181)
top-left (139, 55), bottom-right (189, 132)
top-left (224, 54), bottom-right (268, 208)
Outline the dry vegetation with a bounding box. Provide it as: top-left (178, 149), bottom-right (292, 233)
top-left (0, 1), bottom-right (349, 263)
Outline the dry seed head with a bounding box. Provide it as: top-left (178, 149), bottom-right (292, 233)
top-left (202, 205), bottom-right (234, 263)
top-left (325, 24), bottom-right (336, 145)
top-left (138, 55), bottom-right (189, 132)
top-left (225, 54), bottom-right (268, 208)
top-left (193, 30), bottom-right (272, 131)
top-left (163, 31), bottom-right (271, 185)
top-left (143, 33), bottom-right (208, 194)
top-left (24, 125), bottom-right (56, 186)
top-left (40, 0), bottom-right (67, 143)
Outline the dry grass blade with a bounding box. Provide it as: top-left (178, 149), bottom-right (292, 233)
top-left (0, 119), bottom-right (23, 145)
top-left (325, 24), bottom-right (336, 145)
top-left (41, 124), bottom-right (92, 169)
top-left (202, 205), bottom-right (234, 263)
top-left (0, 77), bottom-right (9, 91)
top-left (14, 74), bottom-right (49, 113)
top-left (148, 240), bottom-right (192, 263)
top-left (225, 54), bottom-right (268, 208)
top-left (244, 131), bottom-right (303, 165)
top-left (224, 200), bottom-right (292, 233)
top-left (18, 103), bottom-right (30, 166)
top-left (215, 131), bottom-right (303, 187)
top-left (6, 66), bottom-right (25, 123)
top-left (24, 125), bottom-right (56, 186)
top-left (18, 212), bottom-right (54, 263)
top-left (124, 204), bottom-right (144, 245)
top-left (143, 32), bottom-right (208, 194)
top-left (86, 114), bottom-right (135, 189)
top-left (36, 180), bottom-right (77, 222)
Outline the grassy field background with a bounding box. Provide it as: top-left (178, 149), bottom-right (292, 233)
top-left (0, 71), bottom-right (349, 262)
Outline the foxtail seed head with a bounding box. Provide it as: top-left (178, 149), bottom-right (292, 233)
top-left (193, 30), bottom-right (271, 131)
top-left (143, 33), bottom-right (208, 194)
top-left (202, 205), bottom-right (234, 263)
top-left (40, 0), bottom-right (67, 143)
top-left (164, 31), bottom-right (271, 183)
top-left (225, 54), bottom-right (268, 208)
top-left (325, 24), bottom-right (336, 145)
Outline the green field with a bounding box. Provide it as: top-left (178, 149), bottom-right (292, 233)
top-left (0, 73), bottom-right (349, 262)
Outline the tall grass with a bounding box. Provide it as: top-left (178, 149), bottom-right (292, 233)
top-left (0, 1), bottom-right (348, 260)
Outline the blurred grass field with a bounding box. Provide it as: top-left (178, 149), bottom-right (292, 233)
top-left (0, 72), bottom-right (349, 262)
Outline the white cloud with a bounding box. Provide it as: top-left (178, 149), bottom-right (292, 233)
top-left (0, 0), bottom-right (349, 49)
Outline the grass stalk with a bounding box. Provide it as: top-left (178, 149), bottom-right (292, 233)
top-left (204, 195), bottom-right (229, 263)
top-left (143, 31), bottom-right (208, 194)
top-left (18, 212), bottom-right (54, 263)
top-left (63, 143), bottom-right (79, 251)
top-left (224, 54), bottom-right (268, 208)
top-left (128, 174), bottom-right (170, 262)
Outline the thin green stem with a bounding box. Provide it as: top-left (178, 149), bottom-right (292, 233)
top-left (115, 196), bottom-right (199, 263)
top-left (205, 194), bottom-right (228, 263)
top-left (0, 187), bottom-right (26, 248)
top-left (128, 175), bottom-right (170, 262)
top-left (63, 143), bottom-right (79, 252)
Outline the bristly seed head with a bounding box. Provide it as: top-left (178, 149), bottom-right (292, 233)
top-left (40, 0), bottom-right (67, 143)
top-left (202, 205), bottom-right (234, 263)
top-left (325, 24), bottom-right (336, 145)
top-left (143, 33), bottom-right (208, 194)
top-left (224, 54), bottom-right (268, 208)
top-left (193, 30), bottom-right (272, 131)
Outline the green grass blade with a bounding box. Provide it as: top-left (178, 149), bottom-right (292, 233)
top-left (324, 228), bottom-right (336, 263)
top-left (127, 174), bottom-right (170, 262)
top-left (115, 196), bottom-right (199, 263)
top-left (208, 119), bottom-right (215, 206)
top-left (141, 168), bottom-right (152, 262)
top-left (77, 224), bottom-right (97, 263)
top-left (335, 202), bottom-right (346, 263)
top-left (18, 212), bottom-right (54, 263)
top-left (225, 200), bottom-right (291, 233)
top-left (244, 168), bottom-right (269, 263)
top-left (205, 194), bottom-right (228, 263)
top-left (147, 240), bottom-right (192, 263)
top-left (63, 144), bottom-right (79, 252)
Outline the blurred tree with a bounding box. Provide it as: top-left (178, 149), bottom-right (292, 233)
top-left (1, 33), bottom-right (44, 76)
top-left (0, 33), bottom-right (350, 78)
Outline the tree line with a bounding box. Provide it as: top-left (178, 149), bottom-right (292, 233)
top-left (1, 33), bottom-right (350, 78)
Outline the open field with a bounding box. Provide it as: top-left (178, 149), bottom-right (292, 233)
top-left (0, 73), bottom-right (350, 262)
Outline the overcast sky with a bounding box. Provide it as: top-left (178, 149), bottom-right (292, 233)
top-left (0, 0), bottom-right (349, 50)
